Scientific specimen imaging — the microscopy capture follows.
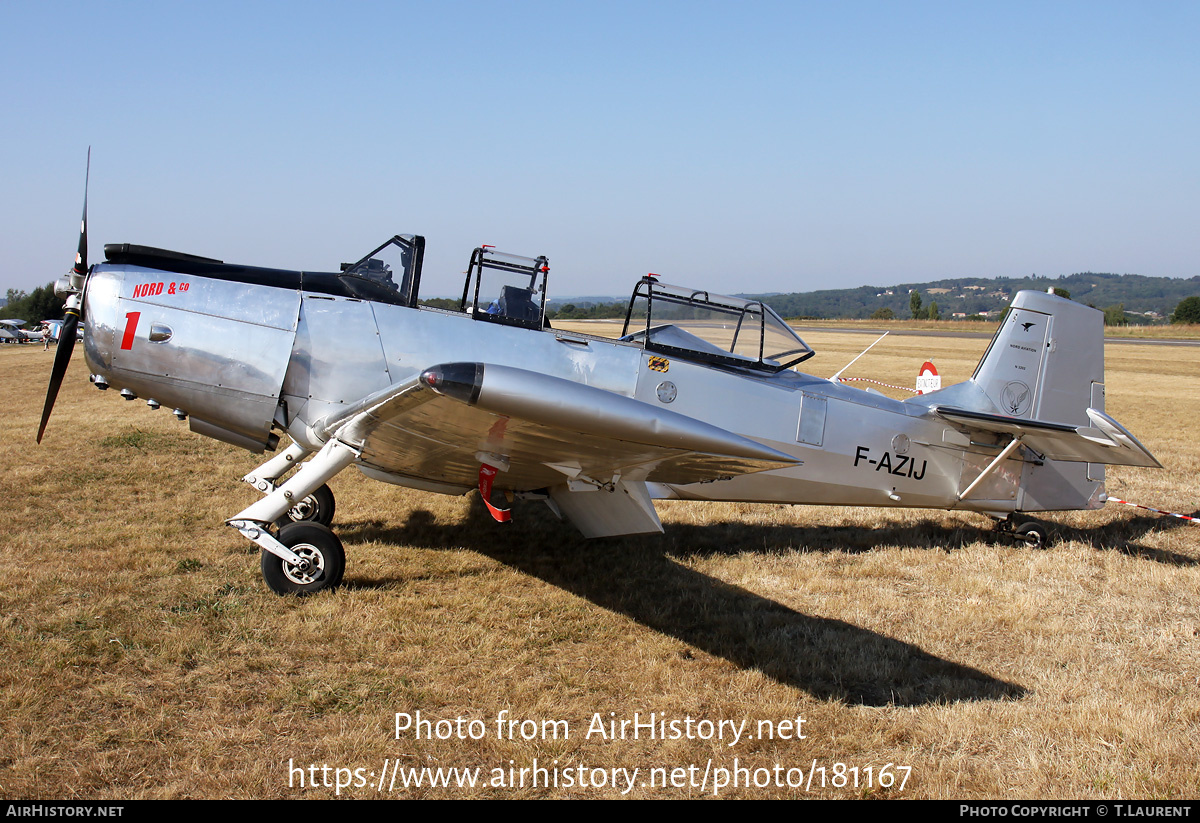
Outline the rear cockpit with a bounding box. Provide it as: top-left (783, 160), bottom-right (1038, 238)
top-left (618, 277), bottom-right (815, 373)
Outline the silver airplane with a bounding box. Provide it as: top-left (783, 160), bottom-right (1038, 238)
top-left (0, 319), bottom-right (46, 343)
top-left (39, 172), bottom-right (1161, 595)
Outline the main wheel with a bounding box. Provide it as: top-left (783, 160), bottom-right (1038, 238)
top-left (1014, 520), bottom-right (1050, 549)
top-left (261, 522), bottom-right (345, 595)
top-left (276, 483), bottom-right (336, 527)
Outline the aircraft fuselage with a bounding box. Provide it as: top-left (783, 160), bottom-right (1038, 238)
top-left (82, 262), bottom-right (1102, 519)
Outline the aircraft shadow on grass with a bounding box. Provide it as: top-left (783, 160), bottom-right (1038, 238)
top-left (1057, 513), bottom-right (1200, 567)
top-left (340, 502), bottom-right (1031, 707)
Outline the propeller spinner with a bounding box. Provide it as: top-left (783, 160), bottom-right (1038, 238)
top-left (37, 149), bottom-right (90, 444)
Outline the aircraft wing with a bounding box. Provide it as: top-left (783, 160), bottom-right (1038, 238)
top-left (932, 406), bottom-right (1161, 468)
top-left (321, 362), bottom-right (800, 535)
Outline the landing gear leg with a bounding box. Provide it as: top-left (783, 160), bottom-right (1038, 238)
top-left (242, 442), bottom-right (338, 527)
top-left (243, 440), bottom-right (311, 491)
top-left (228, 437), bottom-right (358, 595)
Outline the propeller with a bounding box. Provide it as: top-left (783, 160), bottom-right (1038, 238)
top-left (37, 149), bottom-right (90, 444)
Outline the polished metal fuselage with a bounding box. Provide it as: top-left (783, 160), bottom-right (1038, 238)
top-left (83, 262), bottom-right (1103, 516)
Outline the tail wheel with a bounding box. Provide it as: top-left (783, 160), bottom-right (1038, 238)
top-left (1014, 521), bottom-right (1050, 550)
top-left (276, 483), bottom-right (336, 527)
top-left (262, 522), bottom-right (345, 595)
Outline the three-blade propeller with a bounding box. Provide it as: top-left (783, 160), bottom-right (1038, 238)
top-left (37, 149), bottom-right (90, 444)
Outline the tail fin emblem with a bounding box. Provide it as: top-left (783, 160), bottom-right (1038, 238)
top-left (1002, 381), bottom-right (1032, 415)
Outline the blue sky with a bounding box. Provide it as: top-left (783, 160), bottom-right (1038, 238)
top-left (2, 1), bottom-right (1197, 298)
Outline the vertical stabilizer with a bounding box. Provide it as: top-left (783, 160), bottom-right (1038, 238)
top-left (971, 290), bottom-right (1104, 427)
top-left (969, 290), bottom-right (1108, 511)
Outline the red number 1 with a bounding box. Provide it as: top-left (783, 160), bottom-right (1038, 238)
top-left (121, 311), bottom-right (141, 350)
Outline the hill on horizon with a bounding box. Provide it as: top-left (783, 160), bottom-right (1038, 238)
top-left (746, 272), bottom-right (1199, 321)
top-left (548, 272), bottom-right (1198, 322)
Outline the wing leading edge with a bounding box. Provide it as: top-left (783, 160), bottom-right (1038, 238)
top-left (322, 362), bottom-right (801, 537)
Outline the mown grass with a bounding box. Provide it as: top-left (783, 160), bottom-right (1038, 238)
top-left (0, 336), bottom-right (1197, 799)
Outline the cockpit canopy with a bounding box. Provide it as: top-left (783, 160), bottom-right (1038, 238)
top-left (339, 234), bottom-right (426, 307)
top-left (619, 277), bottom-right (814, 373)
top-left (458, 247), bottom-right (550, 330)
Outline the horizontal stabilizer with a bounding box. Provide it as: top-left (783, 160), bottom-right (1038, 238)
top-left (933, 406), bottom-right (1161, 468)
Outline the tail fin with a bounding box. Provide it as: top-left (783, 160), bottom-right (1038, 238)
top-left (967, 290), bottom-right (1110, 512)
top-left (971, 290), bottom-right (1105, 426)
top-left (932, 290), bottom-right (1158, 514)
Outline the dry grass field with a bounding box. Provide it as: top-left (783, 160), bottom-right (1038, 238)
top-left (1, 328), bottom-right (1197, 799)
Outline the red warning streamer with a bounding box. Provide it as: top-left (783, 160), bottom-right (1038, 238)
top-left (1106, 498), bottom-right (1199, 524)
top-left (478, 464), bottom-right (512, 523)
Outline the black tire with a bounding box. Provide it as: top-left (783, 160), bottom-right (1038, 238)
top-left (275, 483), bottom-right (336, 528)
top-left (1014, 521), bottom-right (1050, 550)
top-left (261, 522), bottom-right (345, 595)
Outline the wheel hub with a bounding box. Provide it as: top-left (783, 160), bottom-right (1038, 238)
top-left (283, 543), bottom-right (325, 585)
top-left (288, 496), bottom-right (316, 520)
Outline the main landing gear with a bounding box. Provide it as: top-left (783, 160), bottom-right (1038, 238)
top-left (260, 522), bottom-right (346, 595)
top-left (991, 513), bottom-right (1052, 549)
top-left (231, 438), bottom-right (357, 595)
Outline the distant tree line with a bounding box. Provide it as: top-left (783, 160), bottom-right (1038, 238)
top-left (546, 301), bottom-right (628, 320)
top-left (1172, 296), bottom-right (1200, 324)
top-left (743, 272), bottom-right (1199, 321)
top-left (529, 287), bottom-right (1200, 327)
top-left (1, 284), bottom-right (66, 323)
top-left (417, 297), bottom-right (461, 311)
top-left (853, 286), bottom-right (1199, 327)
